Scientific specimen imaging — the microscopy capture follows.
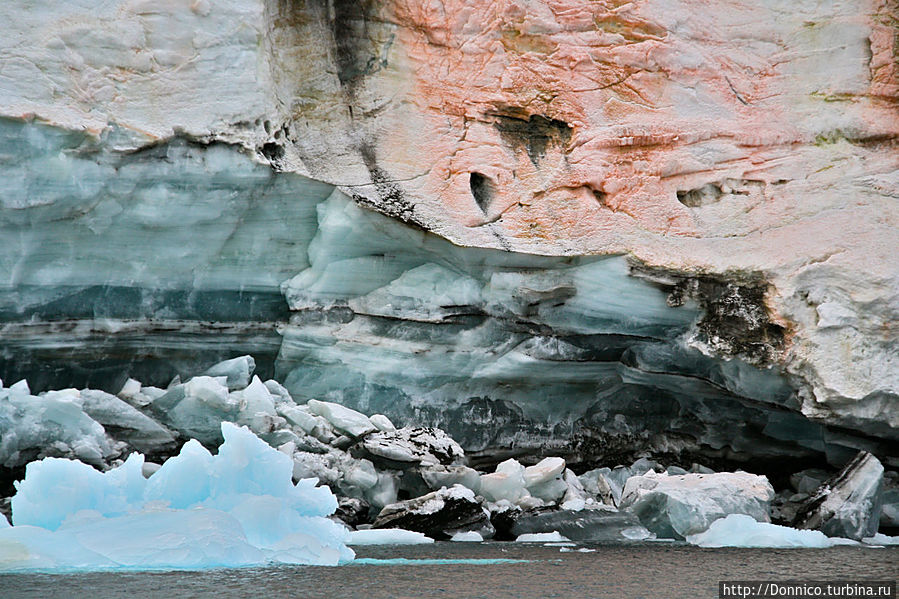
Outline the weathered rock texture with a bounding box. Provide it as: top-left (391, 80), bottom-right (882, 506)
top-left (0, 1), bottom-right (896, 466)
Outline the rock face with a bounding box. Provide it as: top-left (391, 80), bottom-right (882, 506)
top-left (0, 0), bottom-right (896, 472)
top-left (794, 451), bottom-right (885, 540)
top-left (620, 471), bottom-right (775, 539)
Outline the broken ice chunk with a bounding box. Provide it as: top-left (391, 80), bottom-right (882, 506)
top-left (307, 399), bottom-right (376, 438)
top-left (510, 506), bottom-right (652, 542)
top-left (3, 423), bottom-right (354, 571)
top-left (369, 414), bottom-right (396, 432)
top-left (451, 530), bottom-right (483, 542)
top-left (687, 513), bottom-right (857, 548)
top-left (235, 376), bottom-right (283, 435)
top-left (793, 451), bottom-right (884, 540)
top-left (372, 484), bottom-right (489, 540)
top-left (578, 468), bottom-right (616, 506)
top-left (620, 471), bottom-right (774, 539)
top-left (480, 459), bottom-right (528, 503)
top-left (79, 389), bottom-right (177, 456)
top-left (420, 465), bottom-right (482, 494)
top-left (524, 457), bottom-right (566, 487)
top-left (0, 387), bottom-right (115, 469)
top-left (202, 355), bottom-right (256, 390)
top-left (356, 427), bottom-right (464, 467)
top-left (347, 529), bottom-right (434, 545)
top-left (515, 531), bottom-right (570, 543)
top-left (263, 379), bottom-right (293, 404)
top-left (365, 472), bottom-right (399, 509)
top-left (9, 380), bottom-right (30, 394)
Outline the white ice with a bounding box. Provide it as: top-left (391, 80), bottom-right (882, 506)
top-left (306, 399), bottom-right (376, 438)
top-left (347, 529), bottom-right (435, 545)
top-left (863, 533), bottom-right (899, 546)
top-left (515, 531), bottom-right (571, 543)
top-left (0, 423), bottom-right (354, 571)
top-left (686, 514), bottom-right (859, 548)
top-left (0, 385), bottom-right (115, 469)
top-left (480, 459), bottom-right (529, 502)
top-left (450, 531), bottom-right (483, 542)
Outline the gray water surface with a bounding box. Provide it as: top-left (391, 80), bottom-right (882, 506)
top-left (2, 542), bottom-right (896, 599)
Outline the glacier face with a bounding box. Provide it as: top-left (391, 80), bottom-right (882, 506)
top-left (0, 0), bottom-right (896, 478)
top-left (0, 116), bottom-right (331, 390)
top-left (275, 193), bottom-right (892, 470)
top-left (0, 115), bottom-right (893, 475)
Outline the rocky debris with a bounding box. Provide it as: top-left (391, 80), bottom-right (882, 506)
top-left (790, 468), bottom-right (831, 495)
top-left (881, 472), bottom-right (899, 532)
top-left (793, 451), bottom-right (884, 540)
top-left (372, 485), bottom-right (491, 540)
top-left (334, 497), bottom-right (370, 528)
top-left (620, 471), bottom-right (775, 539)
top-left (353, 427), bottom-right (464, 468)
top-left (489, 501), bottom-right (523, 540)
top-left (770, 490), bottom-right (805, 526)
top-left (508, 506), bottom-right (652, 542)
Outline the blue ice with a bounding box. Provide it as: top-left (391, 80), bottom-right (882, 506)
top-left (0, 423), bottom-right (354, 571)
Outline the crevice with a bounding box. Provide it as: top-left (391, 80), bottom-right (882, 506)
top-left (469, 172), bottom-right (494, 213)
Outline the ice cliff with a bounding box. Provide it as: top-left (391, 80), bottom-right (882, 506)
top-left (0, 0), bottom-right (896, 479)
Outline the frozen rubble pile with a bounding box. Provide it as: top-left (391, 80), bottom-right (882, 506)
top-left (0, 355), bottom-right (895, 561)
top-left (0, 422), bottom-right (353, 571)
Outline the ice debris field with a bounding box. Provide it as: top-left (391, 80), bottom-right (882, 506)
top-left (0, 358), bottom-right (896, 573)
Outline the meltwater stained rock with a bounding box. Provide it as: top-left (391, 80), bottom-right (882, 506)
top-left (793, 451), bottom-right (884, 540)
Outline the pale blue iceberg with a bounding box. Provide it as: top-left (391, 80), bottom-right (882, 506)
top-left (686, 514), bottom-right (859, 548)
top-left (0, 422), bottom-right (354, 571)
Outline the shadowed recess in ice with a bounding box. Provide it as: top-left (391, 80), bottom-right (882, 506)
top-left (0, 423), bottom-right (353, 571)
